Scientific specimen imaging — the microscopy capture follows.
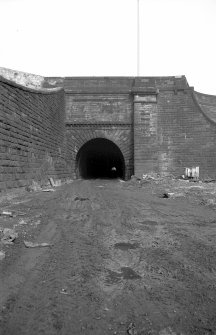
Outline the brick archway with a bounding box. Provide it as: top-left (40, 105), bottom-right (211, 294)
top-left (66, 124), bottom-right (133, 179)
top-left (76, 138), bottom-right (125, 179)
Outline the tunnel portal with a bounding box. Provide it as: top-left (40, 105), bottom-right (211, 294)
top-left (76, 138), bottom-right (125, 179)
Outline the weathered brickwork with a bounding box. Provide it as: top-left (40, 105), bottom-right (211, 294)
top-left (134, 88), bottom-right (216, 179)
top-left (0, 77), bottom-right (71, 191)
top-left (157, 89), bottom-right (216, 179)
top-left (66, 124), bottom-right (133, 179)
top-left (66, 94), bottom-right (133, 123)
top-left (59, 76), bottom-right (216, 180)
top-left (1, 71), bottom-right (216, 189)
top-left (65, 88), bottom-right (134, 180)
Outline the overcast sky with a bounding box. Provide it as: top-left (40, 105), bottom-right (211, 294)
top-left (0, 0), bottom-right (215, 94)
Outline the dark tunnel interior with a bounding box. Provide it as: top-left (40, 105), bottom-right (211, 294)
top-left (76, 138), bottom-right (125, 179)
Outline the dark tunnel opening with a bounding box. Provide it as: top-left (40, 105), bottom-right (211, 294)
top-left (76, 138), bottom-right (125, 179)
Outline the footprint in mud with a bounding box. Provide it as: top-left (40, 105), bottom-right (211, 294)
top-left (105, 267), bottom-right (141, 285)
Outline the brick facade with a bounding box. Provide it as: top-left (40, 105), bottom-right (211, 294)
top-left (1, 72), bottom-right (216, 190)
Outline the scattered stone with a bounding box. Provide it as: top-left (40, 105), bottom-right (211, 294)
top-left (159, 327), bottom-right (177, 335)
top-left (1, 228), bottom-right (18, 245)
top-left (0, 250), bottom-right (5, 261)
top-left (54, 179), bottom-right (61, 187)
top-left (119, 179), bottom-right (125, 183)
top-left (42, 188), bottom-right (55, 192)
top-left (49, 177), bottom-right (61, 187)
top-left (26, 181), bottom-right (41, 192)
top-left (0, 211), bottom-right (13, 217)
top-left (33, 220), bottom-right (41, 226)
top-left (127, 322), bottom-right (137, 335)
top-left (74, 196), bottom-right (89, 201)
top-left (60, 288), bottom-right (68, 295)
top-left (142, 172), bottom-right (160, 181)
top-left (49, 177), bottom-right (55, 187)
top-left (18, 219), bottom-right (28, 225)
top-left (131, 175), bottom-right (141, 182)
top-left (24, 241), bottom-right (51, 248)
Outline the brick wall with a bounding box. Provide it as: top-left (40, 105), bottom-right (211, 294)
top-left (0, 77), bottom-right (71, 191)
top-left (64, 76), bottom-right (216, 181)
top-left (2, 72), bottom-right (216, 186)
top-left (134, 87), bottom-right (216, 180)
top-left (66, 124), bottom-right (133, 179)
top-left (65, 90), bottom-right (134, 179)
top-left (66, 94), bottom-right (132, 123)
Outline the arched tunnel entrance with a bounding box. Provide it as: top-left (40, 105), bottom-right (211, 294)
top-left (76, 138), bottom-right (125, 179)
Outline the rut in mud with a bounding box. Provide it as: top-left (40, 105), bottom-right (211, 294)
top-left (0, 180), bottom-right (216, 335)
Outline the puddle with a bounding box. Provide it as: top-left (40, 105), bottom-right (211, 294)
top-left (114, 242), bottom-right (139, 250)
top-left (105, 267), bottom-right (141, 284)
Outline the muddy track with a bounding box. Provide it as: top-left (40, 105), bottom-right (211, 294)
top-left (0, 180), bottom-right (216, 334)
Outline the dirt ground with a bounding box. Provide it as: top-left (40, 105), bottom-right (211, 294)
top-left (0, 178), bottom-right (216, 335)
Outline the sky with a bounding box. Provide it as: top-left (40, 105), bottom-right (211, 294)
top-left (0, 0), bottom-right (216, 94)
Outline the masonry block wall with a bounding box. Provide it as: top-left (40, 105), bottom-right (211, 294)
top-left (134, 77), bottom-right (216, 179)
top-left (66, 124), bottom-right (133, 179)
top-left (64, 78), bottom-right (135, 179)
top-left (1, 71), bottom-right (216, 188)
top-left (61, 76), bottom-right (216, 180)
top-left (0, 77), bottom-right (71, 191)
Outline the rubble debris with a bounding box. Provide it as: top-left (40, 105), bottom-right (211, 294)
top-left (142, 172), bottom-right (160, 181)
top-left (159, 326), bottom-right (177, 335)
top-left (0, 250), bottom-right (5, 261)
top-left (54, 180), bottom-right (61, 187)
top-left (1, 228), bottom-right (18, 245)
top-left (131, 175), bottom-right (141, 182)
top-left (127, 322), bottom-right (138, 335)
top-left (49, 177), bottom-right (61, 187)
top-left (0, 211), bottom-right (13, 217)
top-left (33, 220), bottom-right (41, 226)
top-left (60, 288), bottom-right (69, 295)
top-left (204, 179), bottom-right (216, 183)
top-left (74, 196), bottom-right (89, 201)
top-left (49, 177), bottom-right (55, 187)
top-left (183, 166), bottom-right (199, 180)
top-left (18, 219), bottom-right (28, 225)
top-left (24, 241), bottom-right (51, 248)
top-left (42, 189), bottom-right (55, 192)
top-left (26, 180), bottom-right (41, 192)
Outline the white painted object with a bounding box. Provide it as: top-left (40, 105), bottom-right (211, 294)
top-left (185, 166), bottom-right (199, 179)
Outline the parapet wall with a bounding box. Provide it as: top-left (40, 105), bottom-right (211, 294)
top-left (193, 91), bottom-right (216, 123)
top-left (0, 76), bottom-right (71, 191)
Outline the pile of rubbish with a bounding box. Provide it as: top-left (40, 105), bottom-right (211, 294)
top-left (26, 177), bottom-right (73, 193)
top-left (0, 228), bottom-right (18, 245)
top-left (26, 177), bottom-right (61, 193)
